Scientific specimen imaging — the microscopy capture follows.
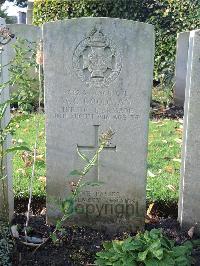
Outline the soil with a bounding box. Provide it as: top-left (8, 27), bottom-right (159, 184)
top-left (12, 198), bottom-right (200, 266)
top-left (151, 101), bottom-right (184, 119)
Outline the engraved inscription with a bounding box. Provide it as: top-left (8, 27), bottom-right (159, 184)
top-left (75, 190), bottom-right (139, 218)
top-left (53, 88), bottom-right (140, 121)
top-left (72, 27), bottom-right (122, 86)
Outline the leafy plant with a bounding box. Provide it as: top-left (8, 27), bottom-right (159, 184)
top-left (152, 84), bottom-right (174, 108)
top-left (95, 229), bottom-right (194, 266)
top-left (0, 221), bottom-right (13, 266)
top-left (0, 101), bottom-right (31, 220)
top-left (8, 38), bottom-right (41, 112)
top-left (0, 9), bottom-right (13, 24)
top-left (0, 28), bottom-right (31, 220)
top-left (50, 129), bottom-right (115, 243)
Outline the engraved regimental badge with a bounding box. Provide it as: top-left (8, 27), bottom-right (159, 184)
top-left (72, 27), bottom-right (122, 87)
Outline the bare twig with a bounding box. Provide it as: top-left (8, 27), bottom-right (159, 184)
top-left (24, 40), bottom-right (43, 238)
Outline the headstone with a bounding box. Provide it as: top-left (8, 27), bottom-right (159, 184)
top-left (44, 18), bottom-right (154, 233)
top-left (6, 24), bottom-right (41, 94)
top-left (0, 18), bottom-right (13, 221)
top-left (18, 11), bottom-right (26, 24)
top-left (26, 0), bottom-right (34, 25)
top-left (178, 30), bottom-right (200, 233)
top-left (174, 31), bottom-right (190, 106)
top-left (8, 16), bottom-right (18, 24)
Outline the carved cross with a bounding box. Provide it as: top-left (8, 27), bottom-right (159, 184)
top-left (82, 47), bottom-right (113, 79)
top-left (77, 125), bottom-right (116, 181)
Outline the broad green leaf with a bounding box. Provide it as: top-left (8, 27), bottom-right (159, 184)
top-left (77, 147), bottom-right (90, 163)
top-left (0, 100), bottom-right (10, 120)
top-left (95, 258), bottom-right (111, 266)
top-left (138, 249), bottom-right (148, 261)
top-left (149, 228), bottom-right (161, 239)
top-left (191, 239), bottom-right (200, 247)
top-left (144, 258), bottom-right (159, 266)
top-left (68, 170), bottom-right (83, 176)
top-left (160, 237), bottom-right (174, 250)
top-left (182, 240), bottom-right (193, 250)
top-left (122, 257), bottom-right (137, 266)
top-left (159, 254), bottom-right (175, 266)
top-left (112, 241), bottom-right (123, 254)
top-left (122, 239), bottom-right (143, 251)
top-left (60, 198), bottom-right (74, 215)
top-left (96, 251), bottom-right (118, 261)
top-left (6, 145), bottom-right (31, 154)
top-left (174, 256), bottom-right (191, 266)
top-left (103, 241), bottom-right (113, 250)
top-left (172, 246), bottom-right (190, 258)
top-left (152, 247), bottom-right (163, 260)
top-left (113, 260), bottom-right (123, 266)
top-left (149, 239), bottom-right (161, 251)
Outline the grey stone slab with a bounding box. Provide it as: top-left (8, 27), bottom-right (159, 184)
top-left (7, 24), bottom-right (41, 61)
top-left (6, 24), bottom-right (41, 94)
top-left (17, 12), bottom-right (26, 24)
top-left (0, 18), bottom-right (13, 221)
top-left (174, 31), bottom-right (190, 106)
top-left (44, 17), bottom-right (154, 233)
top-left (178, 30), bottom-right (200, 233)
top-left (26, 0), bottom-right (34, 25)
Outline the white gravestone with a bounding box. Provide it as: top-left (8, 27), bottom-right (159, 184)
top-left (178, 30), bottom-right (200, 233)
top-left (174, 31), bottom-right (190, 106)
top-left (0, 18), bottom-right (13, 221)
top-left (44, 18), bottom-right (154, 233)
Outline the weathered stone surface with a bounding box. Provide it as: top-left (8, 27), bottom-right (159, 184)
top-left (6, 24), bottom-right (41, 94)
top-left (174, 31), bottom-right (190, 106)
top-left (44, 17), bottom-right (154, 233)
top-left (178, 30), bottom-right (200, 233)
top-left (7, 24), bottom-right (41, 45)
top-left (17, 11), bottom-right (26, 24)
top-left (0, 18), bottom-right (13, 221)
top-left (26, 0), bottom-right (34, 25)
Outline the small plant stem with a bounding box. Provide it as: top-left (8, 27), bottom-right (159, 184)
top-left (33, 130), bottom-right (113, 253)
top-left (73, 140), bottom-right (107, 197)
top-left (24, 117), bottom-right (39, 238)
top-left (0, 131), bottom-right (8, 219)
top-left (25, 41), bottom-right (43, 238)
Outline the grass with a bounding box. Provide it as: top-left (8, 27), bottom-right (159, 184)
top-left (13, 114), bottom-right (182, 204)
top-left (13, 114), bottom-right (45, 199)
top-left (147, 119), bottom-right (182, 203)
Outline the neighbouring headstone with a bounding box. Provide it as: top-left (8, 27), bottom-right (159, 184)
top-left (6, 24), bottom-right (41, 94)
top-left (174, 31), bottom-right (190, 106)
top-left (44, 18), bottom-right (154, 233)
top-left (0, 18), bottom-right (13, 221)
top-left (8, 17), bottom-right (18, 24)
top-left (178, 30), bottom-right (200, 233)
top-left (26, 0), bottom-right (34, 25)
top-left (17, 11), bottom-right (26, 24)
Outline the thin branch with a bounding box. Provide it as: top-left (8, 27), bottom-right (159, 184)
top-left (24, 40), bottom-right (43, 238)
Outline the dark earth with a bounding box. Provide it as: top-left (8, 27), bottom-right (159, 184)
top-left (12, 198), bottom-right (200, 266)
top-left (150, 101), bottom-right (184, 120)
